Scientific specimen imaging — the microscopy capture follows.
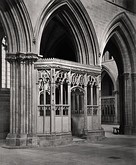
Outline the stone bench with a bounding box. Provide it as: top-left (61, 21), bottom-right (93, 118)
top-left (113, 127), bottom-right (120, 134)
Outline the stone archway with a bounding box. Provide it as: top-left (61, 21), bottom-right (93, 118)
top-left (33, 0), bottom-right (104, 145)
top-left (71, 87), bottom-right (84, 137)
top-left (101, 61), bottom-right (119, 125)
top-left (0, 0), bottom-right (34, 53)
top-left (100, 12), bottom-right (136, 134)
top-left (1, 0), bottom-right (103, 147)
top-left (35, 0), bottom-right (100, 65)
top-left (101, 69), bottom-right (118, 124)
top-left (0, 0), bottom-right (38, 146)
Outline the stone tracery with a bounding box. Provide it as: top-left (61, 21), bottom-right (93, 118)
top-left (35, 58), bottom-right (102, 142)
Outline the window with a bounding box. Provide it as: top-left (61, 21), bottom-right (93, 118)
top-left (1, 36), bottom-right (10, 88)
top-left (102, 51), bottom-right (113, 62)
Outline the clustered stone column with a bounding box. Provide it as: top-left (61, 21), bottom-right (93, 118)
top-left (119, 73), bottom-right (133, 134)
top-left (123, 73), bottom-right (133, 134)
top-left (131, 73), bottom-right (136, 134)
top-left (97, 81), bottom-right (101, 128)
top-left (6, 53), bottom-right (38, 146)
top-left (113, 90), bottom-right (119, 124)
top-left (50, 68), bottom-right (55, 134)
top-left (84, 84), bottom-right (88, 136)
top-left (68, 82), bottom-right (71, 132)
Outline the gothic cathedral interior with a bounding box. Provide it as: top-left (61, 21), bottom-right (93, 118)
top-left (0, 0), bottom-right (136, 147)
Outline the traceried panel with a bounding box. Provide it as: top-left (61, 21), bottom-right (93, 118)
top-left (37, 70), bottom-right (51, 117)
top-left (35, 59), bottom-right (101, 135)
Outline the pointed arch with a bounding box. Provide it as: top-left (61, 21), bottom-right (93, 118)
top-left (100, 12), bottom-right (136, 73)
top-left (34, 0), bottom-right (99, 65)
top-left (0, 0), bottom-right (34, 53)
top-left (100, 12), bottom-right (136, 134)
top-left (101, 65), bottom-right (116, 91)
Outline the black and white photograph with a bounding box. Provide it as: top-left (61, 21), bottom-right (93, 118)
top-left (0, 0), bottom-right (136, 164)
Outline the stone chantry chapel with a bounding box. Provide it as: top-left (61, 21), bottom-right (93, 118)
top-left (0, 0), bottom-right (136, 147)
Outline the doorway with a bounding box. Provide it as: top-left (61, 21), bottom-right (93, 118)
top-left (71, 88), bottom-right (84, 137)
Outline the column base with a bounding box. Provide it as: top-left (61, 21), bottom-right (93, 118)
top-left (123, 125), bottom-right (133, 135)
top-left (122, 125), bottom-right (136, 135)
top-left (5, 133), bottom-right (38, 147)
top-left (38, 132), bottom-right (72, 147)
top-left (132, 127), bottom-right (136, 135)
top-left (86, 128), bottom-right (105, 142)
top-left (0, 132), bottom-right (8, 139)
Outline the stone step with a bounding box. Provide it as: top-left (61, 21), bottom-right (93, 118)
top-left (72, 137), bottom-right (87, 144)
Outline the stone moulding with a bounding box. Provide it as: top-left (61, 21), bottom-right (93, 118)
top-left (6, 53), bottom-right (38, 62)
top-left (37, 132), bottom-right (72, 147)
top-left (87, 129), bottom-right (105, 142)
top-left (35, 58), bottom-right (101, 75)
top-left (5, 133), bottom-right (38, 148)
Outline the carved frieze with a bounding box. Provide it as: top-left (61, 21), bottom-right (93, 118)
top-left (37, 68), bottom-right (99, 90)
top-left (38, 70), bottom-right (51, 93)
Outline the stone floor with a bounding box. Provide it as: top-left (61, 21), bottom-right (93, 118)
top-left (0, 125), bottom-right (136, 165)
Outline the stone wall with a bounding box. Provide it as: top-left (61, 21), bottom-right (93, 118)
top-left (0, 89), bottom-right (10, 139)
top-left (80, 0), bottom-right (136, 47)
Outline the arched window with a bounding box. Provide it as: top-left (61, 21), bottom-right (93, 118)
top-left (55, 84), bottom-right (60, 104)
top-left (39, 91), bottom-right (50, 105)
top-left (40, 92), bottom-right (44, 105)
top-left (63, 81), bottom-right (68, 104)
top-left (93, 85), bottom-right (97, 105)
top-left (87, 84), bottom-right (91, 105)
top-left (101, 72), bottom-right (114, 96)
top-left (1, 36), bottom-right (10, 88)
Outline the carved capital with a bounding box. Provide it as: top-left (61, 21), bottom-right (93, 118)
top-left (113, 90), bottom-right (119, 95)
top-left (123, 73), bottom-right (129, 80)
top-left (6, 53), bottom-right (16, 62)
top-left (6, 53), bottom-right (38, 63)
top-left (119, 73), bottom-right (130, 80)
top-left (131, 73), bottom-right (136, 80)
